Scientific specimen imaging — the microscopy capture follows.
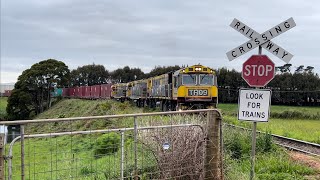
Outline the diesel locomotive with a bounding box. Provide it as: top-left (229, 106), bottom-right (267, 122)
top-left (111, 64), bottom-right (218, 110)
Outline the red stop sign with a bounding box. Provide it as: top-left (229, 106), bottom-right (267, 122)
top-left (242, 55), bottom-right (275, 87)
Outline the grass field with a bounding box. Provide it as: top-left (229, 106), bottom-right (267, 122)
top-left (8, 135), bottom-right (156, 180)
top-left (3, 99), bottom-right (320, 179)
top-left (218, 103), bottom-right (320, 143)
top-left (0, 97), bottom-right (8, 120)
top-left (7, 110), bottom-right (318, 180)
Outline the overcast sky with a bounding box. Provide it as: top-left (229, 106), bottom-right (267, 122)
top-left (1, 0), bottom-right (320, 83)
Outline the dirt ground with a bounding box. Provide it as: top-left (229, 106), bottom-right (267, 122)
top-left (289, 151), bottom-right (320, 180)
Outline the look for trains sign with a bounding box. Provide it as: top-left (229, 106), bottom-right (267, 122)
top-left (238, 89), bottom-right (271, 122)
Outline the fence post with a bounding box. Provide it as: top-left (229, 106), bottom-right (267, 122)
top-left (0, 133), bottom-right (5, 180)
top-left (133, 116), bottom-right (139, 180)
top-left (20, 125), bottom-right (25, 180)
top-left (120, 131), bottom-right (124, 179)
top-left (204, 110), bottom-right (222, 180)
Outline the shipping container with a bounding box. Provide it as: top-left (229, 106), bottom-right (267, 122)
top-left (62, 88), bottom-right (70, 97)
top-left (51, 88), bottom-right (63, 97)
top-left (100, 84), bottom-right (112, 98)
top-left (69, 87), bottom-right (76, 97)
top-left (83, 86), bottom-right (91, 99)
top-left (91, 85), bottom-right (101, 99)
top-left (75, 87), bottom-right (83, 98)
top-left (79, 86), bottom-right (86, 98)
top-left (3, 90), bottom-right (12, 97)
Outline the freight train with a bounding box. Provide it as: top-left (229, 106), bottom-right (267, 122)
top-left (54, 64), bottom-right (218, 110)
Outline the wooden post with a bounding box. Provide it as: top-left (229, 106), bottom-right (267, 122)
top-left (0, 134), bottom-right (5, 180)
top-left (205, 110), bottom-right (222, 180)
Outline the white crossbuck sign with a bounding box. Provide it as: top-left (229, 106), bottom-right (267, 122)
top-left (226, 18), bottom-right (296, 63)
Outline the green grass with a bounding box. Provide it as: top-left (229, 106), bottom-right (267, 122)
top-left (8, 135), bottom-right (157, 180)
top-left (225, 150), bottom-right (317, 180)
top-left (0, 97), bottom-right (8, 120)
top-left (36, 99), bottom-right (144, 119)
top-left (218, 103), bottom-right (320, 118)
top-left (224, 127), bottom-right (318, 180)
top-left (218, 103), bottom-right (320, 143)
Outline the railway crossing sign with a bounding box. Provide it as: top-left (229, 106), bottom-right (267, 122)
top-left (226, 18), bottom-right (296, 180)
top-left (226, 18), bottom-right (296, 63)
top-left (242, 55), bottom-right (275, 87)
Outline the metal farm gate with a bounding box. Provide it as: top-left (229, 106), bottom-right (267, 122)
top-left (0, 109), bottom-right (222, 180)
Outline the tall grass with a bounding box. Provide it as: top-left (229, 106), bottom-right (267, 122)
top-left (223, 126), bottom-right (318, 180)
top-left (219, 103), bottom-right (320, 143)
top-left (0, 97), bottom-right (8, 120)
top-left (219, 103), bottom-right (320, 119)
top-left (7, 134), bottom-right (156, 180)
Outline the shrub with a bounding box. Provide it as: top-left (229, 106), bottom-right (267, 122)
top-left (271, 110), bottom-right (312, 119)
top-left (58, 114), bottom-right (66, 118)
top-left (93, 132), bottom-right (121, 158)
top-left (228, 135), bottom-right (243, 159)
top-left (99, 102), bottom-right (112, 111)
top-left (80, 166), bottom-right (95, 176)
top-left (256, 131), bottom-right (274, 152)
top-left (224, 128), bottom-right (275, 160)
top-left (224, 129), bottom-right (251, 160)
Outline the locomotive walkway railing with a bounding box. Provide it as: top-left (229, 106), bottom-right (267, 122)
top-left (0, 109), bottom-right (223, 180)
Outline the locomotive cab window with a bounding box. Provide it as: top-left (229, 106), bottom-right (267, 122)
top-left (199, 74), bottom-right (214, 85)
top-left (174, 77), bottom-right (178, 88)
top-left (182, 74), bottom-right (196, 85)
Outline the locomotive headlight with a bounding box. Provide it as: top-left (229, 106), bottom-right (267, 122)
top-left (195, 67), bottom-right (201, 71)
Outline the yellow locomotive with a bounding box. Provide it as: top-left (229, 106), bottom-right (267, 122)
top-left (111, 64), bottom-right (218, 110)
top-left (111, 83), bottom-right (127, 102)
top-left (173, 64), bottom-right (218, 110)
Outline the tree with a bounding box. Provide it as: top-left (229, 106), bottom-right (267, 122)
top-left (6, 89), bottom-right (33, 120)
top-left (110, 66), bottom-right (145, 83)
top-left (304, 66), bottom-right (314, 73)
top-left (145, 65), bottom-right (181, 78)
top-left (70, 64), bottom-right (109, 86)
top-left (216, 68), bottom-right (246, 103)
top-left (6, 59), bottom-right (70, 120)
top-left (295, 65), bottom-right (304, 73)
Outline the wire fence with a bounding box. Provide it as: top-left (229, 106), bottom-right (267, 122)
top-left (0, 109), bottom-right (223, 180)
top-left (218, 87), bottom-right (320, 106)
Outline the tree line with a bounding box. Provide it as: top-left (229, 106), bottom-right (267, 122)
top-left (217, 64), bottom-right (320, 106)
top-left (6, 59), bottom-right (320, 120)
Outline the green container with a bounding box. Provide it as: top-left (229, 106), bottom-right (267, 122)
top-left (52, 88), bottom-right (63, 97)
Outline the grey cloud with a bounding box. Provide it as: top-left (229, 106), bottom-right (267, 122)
top-left (1, 0), bottom-right (320, 83)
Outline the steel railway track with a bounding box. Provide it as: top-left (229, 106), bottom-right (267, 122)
top-left (224, 123), bottom-right (320, 157)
